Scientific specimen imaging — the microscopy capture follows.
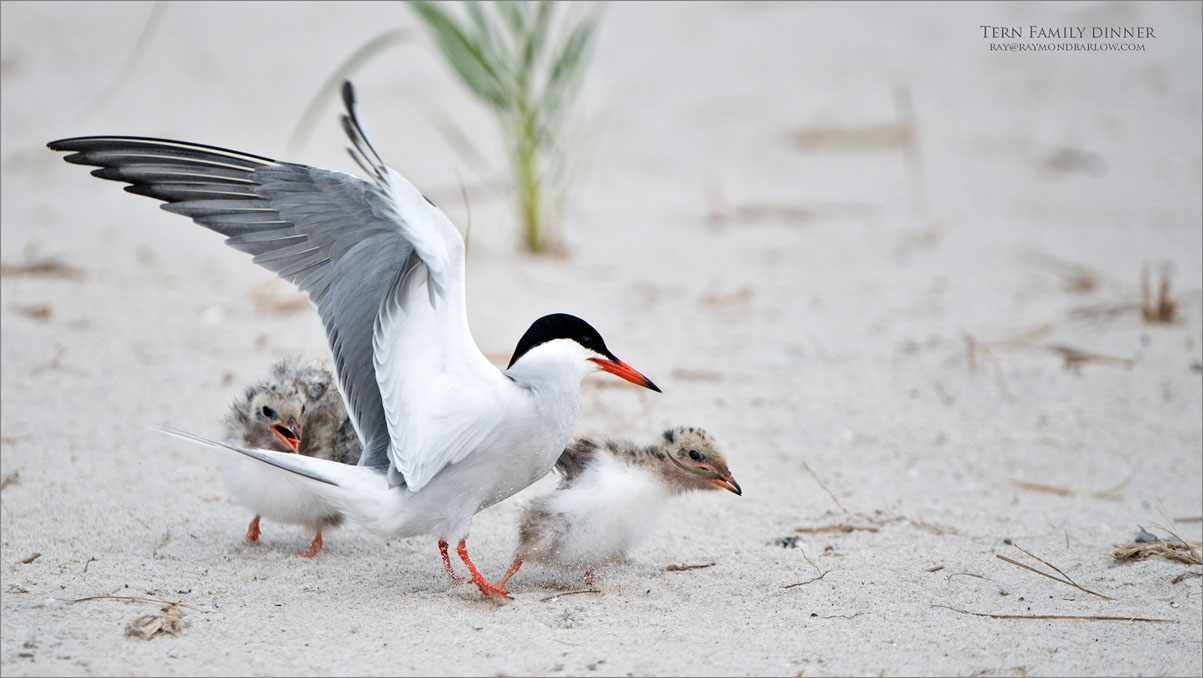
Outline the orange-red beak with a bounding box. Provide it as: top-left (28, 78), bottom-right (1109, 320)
top-left (588, 357), bottom-right (661, 392)
top-left (707, 471), bottom-right (742, 496)
top-left (270, 421), bottom-right (302, 453)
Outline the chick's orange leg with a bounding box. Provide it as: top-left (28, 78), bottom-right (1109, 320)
top-left (456, 540), bottom-right (510, 599)
top-left (295, 528), bottom-right (323, 558)
top-left (438, 540), bottom-right (465, 584)
top-left (246, 515), bottom-right (261, 543)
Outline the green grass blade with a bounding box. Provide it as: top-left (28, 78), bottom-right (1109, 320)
top-left (521, 1), bottom-right (553, 76)
top-left (411, 1), bottom-right (510, 108)
top-left (496, 1), bottom-right (529, 37)
top-left (542, 12), bottom-right (598, 124)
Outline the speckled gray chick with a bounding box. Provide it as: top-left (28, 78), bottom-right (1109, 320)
top-left (499, 426), bottom-right (741, 587)
top-left (222, 358), bottom-right (362, 556)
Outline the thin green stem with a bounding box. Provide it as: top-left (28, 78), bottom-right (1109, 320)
top-left (515, 119), bottom-right (543, 252)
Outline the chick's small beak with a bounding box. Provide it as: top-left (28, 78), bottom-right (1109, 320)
top-left (588, 357), bottom-right (661, 392)
top-left (270, 420), bottom-right (302, 453)
top-left (708, 472), bottom-right (742, 496)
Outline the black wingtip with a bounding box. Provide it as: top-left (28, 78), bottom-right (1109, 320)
top-left (341, 80), bottom-right (355, 109)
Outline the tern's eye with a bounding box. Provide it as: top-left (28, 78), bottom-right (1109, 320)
top-left (261, 406), bottom-right (276, 419)
top-left (688, 449), bottom-right (703, 461)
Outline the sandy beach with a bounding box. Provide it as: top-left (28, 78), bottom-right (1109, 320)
top-left (2, 2), bottom-right (1201, 676)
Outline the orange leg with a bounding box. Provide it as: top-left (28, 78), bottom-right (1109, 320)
top-left (497, 557), bottom-right (524, 588)
top-left (438, 540), bottom-right (465, 584)
top-left (246, 515), bottom-right (261, 543)
top-left (456, 540), bottom-right (510, 599)
top-left (295, 528), bottom-right (323, 559)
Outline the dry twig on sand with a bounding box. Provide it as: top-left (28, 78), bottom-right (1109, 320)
top-left (794, 524), bottom-right (879, 534)
top-left (782, 546), bottom-right (832, 589)
top-left (67, 594), bottom-right (195, 609)
top-left (933, 605), bottom-right (1174, 623)
top-left (782, 571), bottom-right (829, 589)
top-left (1045, 344), bottom-right (1134, 372)
top-left (1009, 465), bottom-right (1137, 501)
top-left (800, 459), bottom-right (852, 516)
top-left (540, 589), bottom-right (600, 602)
top-left (665, 562), bottom-right (715, 572)
top-left (996, 544), bottom-right (1113, 600)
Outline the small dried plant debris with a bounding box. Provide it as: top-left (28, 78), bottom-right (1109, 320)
top-left (1045, 344), bottom-right (1133, 373)
top-left (665, 562), bottom-right (716, 572)
top-left (12, 304), bottom-right (51, 320)
top-left (782, 546), bottom-right (832, 589)
top-left (700, 286), bottom-right (754, 309)
top-left (251, 283), bottom-right (309, 315)
top-left (996, 544), bottom-right (1114, 600)
top-left (0, 471), bottom-right (19, 491)
top-left (775, 536), bottom-right (801, 549)
top-left (1009, 466), bottom-right (1136, 500)
top-left (126, 603), bottom-right (189, 640)
top-left (782, 570), bottom-right (830, 589)
top-left (794, 524), bottom-right (879, 535)
top-left (933, 604), bottom-right (1174, 623)
top-left (1025, 249), bottom-right (1099, 293)
top-left (1171, 571), bottom-right (1202, 585)
top-left (1042, 147), bottom-right (1106, 176)
top-left (0, 257), bottom-right (85, 280)
top-left (670, 368), bottom-right (723, 382)
top-left (800, 459), bottom-right (853, 516)
top-left (1113, 541), bottom-right (1202, 566)
top-left (540, 589), bottom-right (601, 602)
top-left (16, 553), bottom-right (41, 565)
top-left (1140, 263), bottom-right (1176, 324)
top-left (790, 121), bottom-right (909, 151)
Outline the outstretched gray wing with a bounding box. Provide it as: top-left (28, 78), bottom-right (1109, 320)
top-left (48, 85), bottom-right (411, 472)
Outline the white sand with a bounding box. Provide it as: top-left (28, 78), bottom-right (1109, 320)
top-left (2, 2), bottom-right (1200, 676)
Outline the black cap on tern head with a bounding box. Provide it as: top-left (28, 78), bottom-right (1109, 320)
top-left (507, 313), bottom-right (661, 392)
top-left (508, 313), bottom-right (617, 368)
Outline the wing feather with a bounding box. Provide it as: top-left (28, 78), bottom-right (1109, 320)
top-left (49, 82), bottom-right (507, 491)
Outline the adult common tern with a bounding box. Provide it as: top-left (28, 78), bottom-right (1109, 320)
top-left (223, 358), bottom-right (361, 557)
top-left (498, 426), bottom-right (740, 587)
top-left (49, 82), bottom-right (661, 598)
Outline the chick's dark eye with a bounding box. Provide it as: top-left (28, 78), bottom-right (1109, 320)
top-left (261, 406), bottom-right (276, 419)
top-left (688, 449), bottom-right (702, 461)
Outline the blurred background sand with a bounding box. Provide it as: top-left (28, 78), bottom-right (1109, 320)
top-left (2, 2), bottom-right (1200, 675)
